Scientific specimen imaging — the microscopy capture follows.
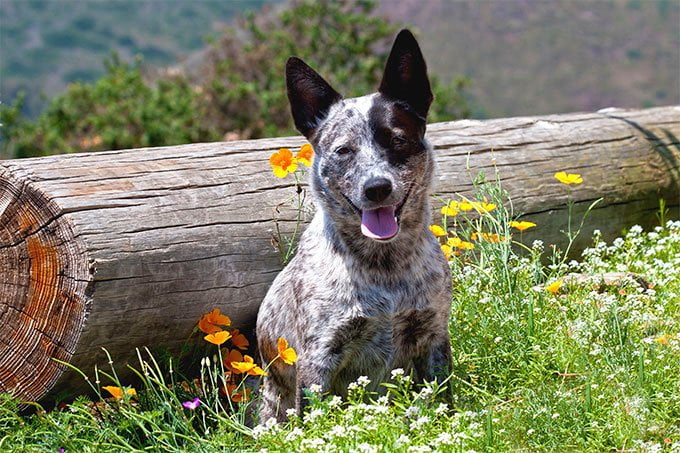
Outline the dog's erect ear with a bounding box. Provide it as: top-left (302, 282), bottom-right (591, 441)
top-left (379, 29), bottom-right (433, 120)
top-left (286, 57), bottom-right (342, 138)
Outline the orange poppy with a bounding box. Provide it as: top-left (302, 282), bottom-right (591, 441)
top-left (224, 349), bottom-right (244, 373)
top-left (277, 337), bottom-right (298, 365)
top-left (198, 308), bottom-right (231, 334)
top-left (296, 144), bottom-right (314, 167)
top-left (205, 331), bottom-right (231, 345)
top-left (270, 148), bottom-right (298, 178)
top-left (231, 329), bottom-right (250, 350)
top-left (510, 221), bottom-right (537, 232)
top-left (231, 355), bottom-right (267, 376)
top-left (102, 386), bottom-right (136, 400)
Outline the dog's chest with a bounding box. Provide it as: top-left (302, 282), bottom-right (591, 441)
top-left (321, 277), bottom-right (443, 361)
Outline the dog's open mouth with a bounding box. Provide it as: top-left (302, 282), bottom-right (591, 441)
top-left (353, 185), bottom-right (411, 242)
top-left (361, 206), bottom-right (398, 240)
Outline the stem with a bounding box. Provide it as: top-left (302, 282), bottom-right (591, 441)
top-left (284, 172), bottom-right (305, 263)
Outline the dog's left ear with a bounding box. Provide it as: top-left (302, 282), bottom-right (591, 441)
top-left (379, 29), bottom-right (433, 121)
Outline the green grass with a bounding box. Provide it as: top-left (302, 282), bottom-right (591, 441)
top-left (1, 179), bottom-right (679, 452)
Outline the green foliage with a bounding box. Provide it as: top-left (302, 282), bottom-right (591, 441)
top-left (201, 0), bottom-right (469, 138)
top-left (1, 55), bottom-right (217, 158)
top-left (1, 0), bottom-right (470, 158)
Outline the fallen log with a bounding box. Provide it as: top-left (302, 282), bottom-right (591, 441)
top-left (1, 106), bottom-right (678, 403)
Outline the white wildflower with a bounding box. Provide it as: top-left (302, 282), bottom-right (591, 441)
top-left (407, 445), bottom-right (432, 453)
top-left (304, 408), bottom-right (324, 423)
top-left (435, 402), bottom-right (449, 415)
top-left (419, 386), bottom-right (434, 398)
top-left (356, 375), bottom-right (371, 387)
top-left (405, 405), bottom-right (421, 418)
top-left (328, 395), bottom-right (342, 408)
top-left (410, 415), bottom-right (431, 429)
top-left (394, 434), bottom-right (411, 447)
top-left (300, 437), bottom-right (325, 451)
top-left (285, 427), bottom-right (304, 441)
top-left (328, 425), bottom-right (347, 438)
top-left (352, 443), bottom-right (377, 453)
top-left (435, 431), bottom-right (454, 445)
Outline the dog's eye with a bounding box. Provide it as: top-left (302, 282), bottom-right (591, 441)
top-left (391, 136), bottom-right (408, 147)
top-left (335, 146), bottom-right (354, 156)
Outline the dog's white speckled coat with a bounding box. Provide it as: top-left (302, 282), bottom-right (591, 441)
top-left (256, 29), bottom-right (453, 422)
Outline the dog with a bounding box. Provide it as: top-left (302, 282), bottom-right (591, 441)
top-left (256, 29), bottom-right (453, 422)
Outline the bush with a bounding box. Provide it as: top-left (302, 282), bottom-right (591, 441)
top-left (1, 55), bottom-right (216, 158)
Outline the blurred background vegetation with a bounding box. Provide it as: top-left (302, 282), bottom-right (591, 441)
top-left (1, 0), bottom-right (678, 159)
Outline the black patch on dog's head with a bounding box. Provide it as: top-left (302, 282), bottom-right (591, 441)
top-left (378, 29), bottom-right (433, 121)
top-left (286, 57), bottom-right (342, 139)
top-left (368, 95), bottom-right (428, 167)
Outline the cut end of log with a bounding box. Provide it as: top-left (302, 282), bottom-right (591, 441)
top-left (0, 167), bottom-right (91, 402)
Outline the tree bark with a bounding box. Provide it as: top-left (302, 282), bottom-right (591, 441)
top-left (1, 106), bottom-right (678, 403)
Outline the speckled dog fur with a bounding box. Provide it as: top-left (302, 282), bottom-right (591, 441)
top-left (256, 30), bottom-right (453, 422)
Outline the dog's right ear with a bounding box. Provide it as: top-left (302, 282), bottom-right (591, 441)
top-left (286, 57), bottom-right (342, 138)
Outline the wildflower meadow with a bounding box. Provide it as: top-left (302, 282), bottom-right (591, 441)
top-left (1, 145), bottom-right (678, 452)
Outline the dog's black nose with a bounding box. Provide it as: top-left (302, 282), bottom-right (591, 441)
top-left (364, 177), bottom-right (393, 202)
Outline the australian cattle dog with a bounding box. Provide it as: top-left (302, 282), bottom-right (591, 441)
top-left (256, 29), bottom-right (453, 421)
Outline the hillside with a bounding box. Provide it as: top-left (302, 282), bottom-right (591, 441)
top-left (378, 0), bottom-right (680, 118)
top-left (1, 0), bottom-right (678, 121)
top-left (0, 0), bottom-right (278, 117)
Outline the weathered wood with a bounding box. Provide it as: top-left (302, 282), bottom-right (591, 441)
top-left (1, 106), bottom-right (678, 402)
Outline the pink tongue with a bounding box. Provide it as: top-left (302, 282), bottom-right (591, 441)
top-left (361, 206), bottom-right (398, 240)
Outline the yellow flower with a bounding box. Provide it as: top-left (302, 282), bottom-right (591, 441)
top-left (545, 280), bottom-right (563, 294)
top-left (270, 148), bottom-right (298, 178)
top-left (440, 201), bottom-right (458, 217)
top-left (458, 241), bottom-right (475, 250)
top-left (231, 355), bottom-right (267, 376)
top-left (441, 244), bottom-right (453, 259)
top-left (458, 201), bottom-right (474, 211)
top-left (429, 224), bottom-right (447, 237)
top-left (296, 144), bottom-right (314, 167)
top-left (655, 333), bottom-right (677, 345)
top-left (277, 337), bottom-right (298, 365)
top-left (102, 386), bottom-right (136, 400)
top-left (471, 201), bottom-right (496, 213)
top-left (472, 232), bottom-right (508, 243)
top-left (204, 330), bottom-right (231, 345)
top-left (554, 171), bottom-right (583, 185)
top-left (510, 221), bottom-right (537, 232)
top-left (447, 237), bottom-right (462, 248)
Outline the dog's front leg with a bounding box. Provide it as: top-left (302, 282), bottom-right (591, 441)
top-left (294, 354), bottom-right (336, 416)
top-left (414, 334), bottom-right (452, 381)
top-left (413, 335), bottom-right (454, 402)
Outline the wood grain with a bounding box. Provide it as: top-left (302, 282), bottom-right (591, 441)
top-left (0, 106), bottom-right (678, 402)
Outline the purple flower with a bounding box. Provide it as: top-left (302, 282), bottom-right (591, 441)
top-left (182, 397), bottom-right (201, 410)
